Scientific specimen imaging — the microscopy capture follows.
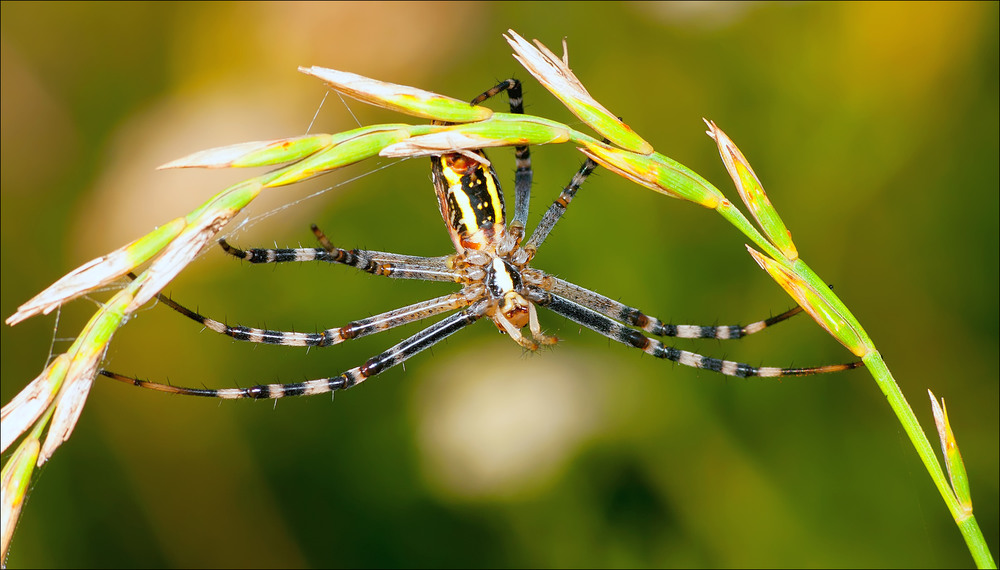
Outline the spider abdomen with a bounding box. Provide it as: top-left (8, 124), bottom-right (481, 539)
top-left (433, 152), bottom-right (507, 252)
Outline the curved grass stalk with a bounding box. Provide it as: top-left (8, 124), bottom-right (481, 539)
top-left (504, 29), bottom-right (994, 569)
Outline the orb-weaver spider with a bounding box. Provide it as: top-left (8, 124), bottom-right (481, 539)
top-left (100, 79), bottom-right (860, 399)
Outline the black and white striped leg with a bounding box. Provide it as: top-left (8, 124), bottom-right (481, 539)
top-left (99, 300), bottom-right (491, 399)
top-left (220, 225), bottom-right (460, 282)
top-left (524, 157), bottom-right (599, 253)
top-left (526, 288), bottom-right (861, 378)
top-left (152, 290), bottom-right (473, 347)
top-left (544, 276), bottom-right (803, 340)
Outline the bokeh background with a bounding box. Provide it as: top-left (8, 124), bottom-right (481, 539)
top-left (2, 2), bottom-right (997, 568)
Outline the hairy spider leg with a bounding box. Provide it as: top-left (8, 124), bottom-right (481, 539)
top-left (542, 275), bottom-right (803, 340)
top-left (100, 300), bottom-right (491, 399)
top-left (525, 288), bottom-right (860, 378)
top-left (524, 154), bottom-right (600, 254)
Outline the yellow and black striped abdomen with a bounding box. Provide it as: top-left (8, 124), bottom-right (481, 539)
top-left (433, 152), bottom-right (506, 251)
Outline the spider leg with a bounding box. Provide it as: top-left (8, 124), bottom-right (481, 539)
top-left (309, 224), bottom-right (461, 281)
top-left (219, 224), bottom-right (461, 282)
top-left (525, 287), bottom-right (861, 378)
top-left (152, 290), bottom-right (473, 347)
top-left (527, 302), bottom-right (558, 347)
top-left (540, 275), bottom-right (803, 339)
top-left (100, 299), bottom-right (491, 399)
top-left (494, 310), bottom-right (539, 351)
top-left (524, 156), bottom-right (599, 254)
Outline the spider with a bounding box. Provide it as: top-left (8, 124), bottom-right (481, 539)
top-left (100, 79), bottom-right (860, 399)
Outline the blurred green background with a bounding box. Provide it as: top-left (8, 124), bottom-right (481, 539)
top-left (2, 2), bottom-right (997, 568)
